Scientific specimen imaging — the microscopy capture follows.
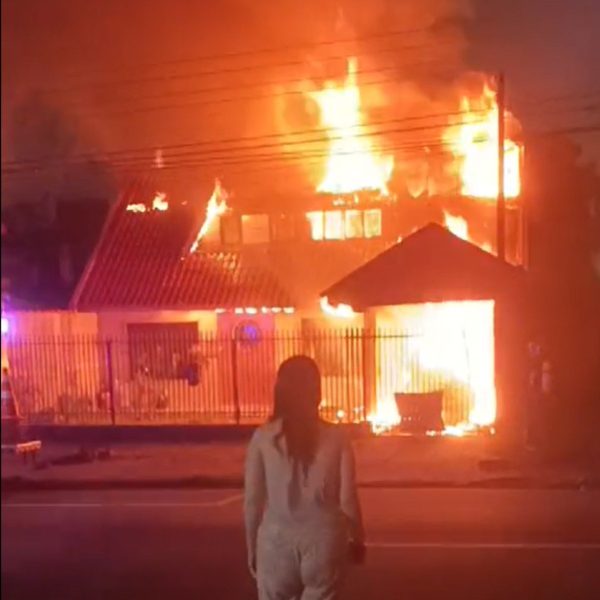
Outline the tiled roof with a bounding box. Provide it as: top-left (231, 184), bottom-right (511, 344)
top-left (72, 179), bottom-right (294, 310)
top-left (322, 223), bottom-right (528, 309)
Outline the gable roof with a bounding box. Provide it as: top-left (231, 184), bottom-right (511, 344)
top-left (71, 178), bottom-right (294, 310)
top-left (321, 223), bottom-right (527, 309)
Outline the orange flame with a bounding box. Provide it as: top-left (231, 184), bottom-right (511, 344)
top-left (445, 83), bottom-right (521, 199)
top-left (443, 211), bottom-right (469, 241)
top-left (310, 58), bottom-right (393, 196)
top-left (152, 192), bottom-right (168, 211)
top-left (320, 296), bottom-right (356, 319)
top-left (368, 301), bottom-right (496, 436)
top-left (126, 203), bottom-right (147, 213)
top-left (126, 191), bottom-right (169, 213)
top-left (190, 179), bottom-right (229, 253)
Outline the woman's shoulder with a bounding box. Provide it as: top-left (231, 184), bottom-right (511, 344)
top-left (250, 420), bottom-right (281, 443)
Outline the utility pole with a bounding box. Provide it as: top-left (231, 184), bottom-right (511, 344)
top-left (497, 72), bottom-right (506, 261)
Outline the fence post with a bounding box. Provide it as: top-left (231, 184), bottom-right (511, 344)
top-left (230, 335), bottom-right (241, 425)
top-left (105, 340), bottom-right (116, 426)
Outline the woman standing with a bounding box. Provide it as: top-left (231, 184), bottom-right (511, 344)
top-left (244, 356), bottom-right (365, 600)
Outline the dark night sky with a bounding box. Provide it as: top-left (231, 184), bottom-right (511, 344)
top-left (1, 0), bottom-right (599, 203)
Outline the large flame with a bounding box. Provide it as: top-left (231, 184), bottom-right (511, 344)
top-left (445, 83), bottom-right (521, 199)
top-left (368, 301), bottom-right (496, 435)
top-left (310, 58), bottom-right (393, 196)
top-left (189, 179), bottom-right (229, 253)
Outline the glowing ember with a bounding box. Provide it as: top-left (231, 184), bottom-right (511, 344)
top-left (369, 301), bottom-right (496, 435)
top-left (445, 83), bottom-right (521, 199)
top-left (368, 396), bottom-right (401, 435)
top-left (126, 191), bottom-right (169, 213)
top-left (310, 58), bottom-right (393, 196)
top-left (152, 192), bottom-right (168, 211)
top-left (320, 296), bottom-right (356, 319)
top-left (190, 179), bottom-right (230, 253)
top-left (443, 211), bottom-right (469, 241)
top-left (126, 203), bottom-right (147, 213)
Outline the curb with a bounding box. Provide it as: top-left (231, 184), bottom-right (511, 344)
top-left (2, 476), bottom-right (597, 493)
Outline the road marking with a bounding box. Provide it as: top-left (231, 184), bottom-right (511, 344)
top-left (1, 494), bottom-right (244, 509)
top-left (367, 541), bottom-right (600, 550)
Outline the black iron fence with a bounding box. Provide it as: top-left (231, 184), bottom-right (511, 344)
top-left (5, 329), bottom-right (478, 427)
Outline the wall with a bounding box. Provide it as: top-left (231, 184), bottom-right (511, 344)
top-left (6, 311), bottom-right (102, 422)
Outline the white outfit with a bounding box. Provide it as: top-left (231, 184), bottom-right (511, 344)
top-left (244, 419), bottom-right (364, 600)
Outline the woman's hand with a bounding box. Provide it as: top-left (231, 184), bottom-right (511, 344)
top-left (248, 553), bottom-right (257, 579)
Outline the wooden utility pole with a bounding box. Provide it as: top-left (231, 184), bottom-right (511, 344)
top-left (497, 72), bottom-right (506, 261)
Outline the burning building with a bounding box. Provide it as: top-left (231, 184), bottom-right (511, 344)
top-left (15, 13), bottom-right (532, 432)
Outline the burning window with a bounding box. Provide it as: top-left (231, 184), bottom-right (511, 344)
top-left (364, 209), bottom-right (382, 238)
top-left (306, 212), bottom-right (324, 241)
top-left (324, 211), bottom-right (344, 240)
top-left (306, 209), bottom-right (382, 241)
top-left (344, 210), bottom-right (364, 239)
top-left (242, 214), bottom-right (270, 244)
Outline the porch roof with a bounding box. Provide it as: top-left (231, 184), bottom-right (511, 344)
top-left (321, 223), bottom-right (527, 310)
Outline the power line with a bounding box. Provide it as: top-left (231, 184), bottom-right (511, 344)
top-left (44, 39), bottom-right (450, 97)
top-left (4, 94), bottom-right (597, 170)
top-left (53, 26), bottom-right (438, 83)
top-left (1, 108), bottom-right (492, 169)
top-left (4, 122), bottom-right (598, 184)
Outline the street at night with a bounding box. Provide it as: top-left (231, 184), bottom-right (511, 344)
top-left (3, 488), bottom-right (599, 599)
top-left (2, 1), bottom-right (600, 599)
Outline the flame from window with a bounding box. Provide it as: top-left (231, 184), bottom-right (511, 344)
top-left (444, 83), bottom-right (521, 200)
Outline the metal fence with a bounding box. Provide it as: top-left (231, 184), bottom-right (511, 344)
top-left (5, 329), bottom-right (478, 427)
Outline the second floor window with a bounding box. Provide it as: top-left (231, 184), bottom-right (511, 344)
top-left (306, 208), bottom-right (382, 241)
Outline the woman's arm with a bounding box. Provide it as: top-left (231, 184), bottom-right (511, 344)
top-left (340, 434), bottom-right (365, 544)
top-left (244, 430), bottom-right (266, 577)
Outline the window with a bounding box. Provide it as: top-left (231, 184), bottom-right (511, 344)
top-left (242, 214), bottom-right (270, 244)
top-left (344, 210), bottom-right (364, 239)
top-left (271, 214), bottom-right (295, 241)
top-left (324, 211), bottom-right (344, 240)
top-left (306, 209), bottom-right (382, 241)
top-left (220, 215), bottom-right (242, 245)
top-left (128, 322), bottom-right (199, 380)
top-left (306, 211), bottom-right (324, 240)
top-left (364, 209), bottom-right (382, 238)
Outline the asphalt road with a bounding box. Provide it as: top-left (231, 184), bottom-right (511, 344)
top-left (2, 488), bottom-right (600, 600)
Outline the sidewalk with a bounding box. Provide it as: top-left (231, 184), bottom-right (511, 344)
top-left (2, 435), bottom-right (597, 492)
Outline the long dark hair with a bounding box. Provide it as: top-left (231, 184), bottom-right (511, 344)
top-left (272, 355), bottom-right (321, 475)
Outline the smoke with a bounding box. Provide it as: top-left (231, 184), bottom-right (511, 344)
top-left (266, 0), bottom-right (477, 194)
top-left (1, 0), bottom-right (478, 201)
top-left (2, 93), bottom-right (116, 204)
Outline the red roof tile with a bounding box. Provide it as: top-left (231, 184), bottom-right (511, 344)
top-left (72, 179), bottom-right (294, 310)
